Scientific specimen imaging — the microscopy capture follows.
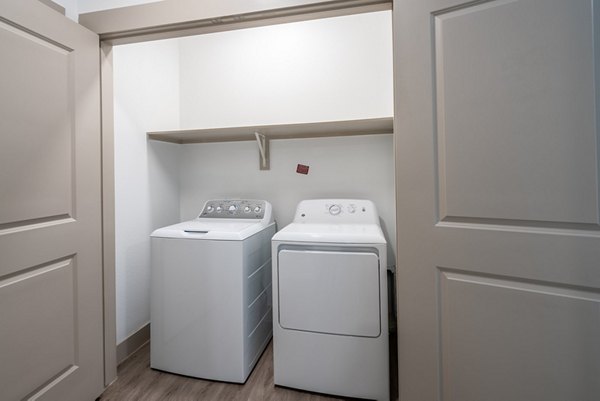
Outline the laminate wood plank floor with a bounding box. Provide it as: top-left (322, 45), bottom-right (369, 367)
top-left (99, 341), bottom-right (358, 401)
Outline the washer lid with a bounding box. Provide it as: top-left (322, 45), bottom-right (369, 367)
top-left (151, 199), bottom-right (274, 240)
top-left (151, 219), bottom-right (272, 240)
top-left (272, 222), bottom-right (386, 244)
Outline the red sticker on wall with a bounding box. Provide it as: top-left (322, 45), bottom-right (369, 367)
top-left (296, 164), bottom-right (310, 175)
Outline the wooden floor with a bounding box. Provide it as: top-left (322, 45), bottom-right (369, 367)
top-left (99, 341), bottom-right (362, 401)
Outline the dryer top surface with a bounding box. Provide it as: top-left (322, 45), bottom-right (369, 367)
top-left (273, 199), bottom-right (386, 244)
top-left (272, 223), bottom-right (385, 244)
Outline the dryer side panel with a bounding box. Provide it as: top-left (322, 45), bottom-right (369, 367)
top-left (277, 250), bottom-right (380, 337)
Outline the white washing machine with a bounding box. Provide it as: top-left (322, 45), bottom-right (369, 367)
top-left (272, 199), bottom-right (389, 401)
top-left (150, 199), bottom-right (276, 383)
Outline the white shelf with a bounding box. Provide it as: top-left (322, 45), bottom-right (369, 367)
top-left (147, 117), bottom-right (393, 144)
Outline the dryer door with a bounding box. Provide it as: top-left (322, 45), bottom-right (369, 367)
top-left (277, 249), bottom-right (380, 337)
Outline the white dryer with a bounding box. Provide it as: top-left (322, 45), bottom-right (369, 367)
top-left (272, 199), bottom-right (389, 401)
top-left (150, 199), bottom-right (276, 383)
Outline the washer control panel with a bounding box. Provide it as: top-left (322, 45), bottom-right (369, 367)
top-left (200, 199), bottom-right (266, 219)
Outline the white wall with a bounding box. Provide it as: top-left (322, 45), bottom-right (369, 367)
top-left (47, 0), bottom-right (78, 20)
top-left (113, 39), bottom-right (181, 343)
top-left (178, 11), bottom-right (393, 128)
top-left (179, 135), bottom-right (396, 264)
top-left (177, 11), bottom-right (396, 260)
top-left (77, 0), bottom-right (162, 14)
top-left (46, 0), bottom-right (162, 21)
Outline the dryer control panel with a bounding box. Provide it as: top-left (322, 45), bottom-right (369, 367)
top-left (199, 199), bottom-right (267, 219)
top-left (293, 199), bottom-right (380, 225)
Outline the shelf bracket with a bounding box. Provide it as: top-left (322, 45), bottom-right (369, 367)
top-left (255, 132), bottom-right (269, 170)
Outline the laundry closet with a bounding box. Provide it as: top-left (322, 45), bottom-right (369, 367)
top-left (111, 10), bottom-right (395, 358)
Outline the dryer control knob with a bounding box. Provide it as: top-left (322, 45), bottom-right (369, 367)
top-left (329, 204), bottom-right (341, 215)
top-left (206, 205), bottom-right (214, 213)
top-left (244, 206), bottom-right (251, 213)
top-left (228, 205), bottom-right (237, 212)
top-left (216, 206), bottom-right (223, 213)
top-left (254, 206), bottom-right (262, 213)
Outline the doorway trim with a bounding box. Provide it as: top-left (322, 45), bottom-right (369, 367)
top-left (99, 40), bottom-right (117, 385)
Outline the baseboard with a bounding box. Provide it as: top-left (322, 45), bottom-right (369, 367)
top-left (117, 323), bottom-right (150, 365)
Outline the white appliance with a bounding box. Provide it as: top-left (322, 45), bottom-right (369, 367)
top-left (150, 199), bottom-right (276, 383)
top-left (272, 199), bottom-right (389, 401)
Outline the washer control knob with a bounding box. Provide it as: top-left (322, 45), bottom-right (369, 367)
top-left (244, 206), bottom-right (251, 213)
top-left (329, 204), bottom-right (341, 215)
top-left (216, 206), bottom-right (223, 213)
top-left (228, 205), bottom-right (237, 212)
top-left (347, 204), bottom-right (356, 214)
top-left (206, 205), bottom-right (214, 213)
top-left (254, 206), bottom-right (262, 213)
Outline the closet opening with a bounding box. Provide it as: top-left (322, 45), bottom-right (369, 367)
top-left (102, 8), bottom-right (396, 393)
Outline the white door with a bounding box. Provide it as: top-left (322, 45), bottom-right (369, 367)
top-left (395, 0), bottom-right (600, 400)
top-left (0, 1), bottom-right (104, 400)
